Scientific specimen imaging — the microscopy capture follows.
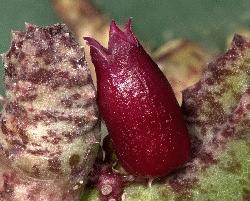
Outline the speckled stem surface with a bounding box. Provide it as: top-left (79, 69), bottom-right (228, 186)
top-left (83, 35), bottom-right (250, 201)
top-left (0, 24), bottom-right (100, 200)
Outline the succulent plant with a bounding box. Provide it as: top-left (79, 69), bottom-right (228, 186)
top-left (0, 19), bottom-right (248, 201)
top-left (0, 23), bottom-right (100, 200)
top-left (82, 34), bottom-right (250, 201)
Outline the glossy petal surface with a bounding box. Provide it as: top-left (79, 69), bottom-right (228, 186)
top-left (85, 20), bottom-right (190, 177)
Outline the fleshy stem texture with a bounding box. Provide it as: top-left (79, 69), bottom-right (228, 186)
top-left (0, 24), bottom-right (100, 201)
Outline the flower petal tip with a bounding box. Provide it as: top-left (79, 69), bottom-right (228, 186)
top-left (108, 19), bottom-right (138, 50)
top-left (84, 37), bottom-right (109, 54)
top-left (124, 18), bottom-right (133, 32)
top-left (124, 18), bottom-right (138, 46)
top-left (110, 20), bottom-right (123, 36)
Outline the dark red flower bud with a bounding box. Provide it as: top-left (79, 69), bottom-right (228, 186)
top-left (84, 19), bottom-right (190, 178)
